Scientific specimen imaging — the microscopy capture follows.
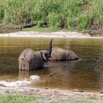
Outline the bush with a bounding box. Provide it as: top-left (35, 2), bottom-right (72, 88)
top-left (0, 0), bottom-right (103, 30)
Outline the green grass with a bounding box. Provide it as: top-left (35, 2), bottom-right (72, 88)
top-left (0, 93), bottom-right (103, 103)
top-left (0, 93), bottom-right (54, 103)
top-left (23, 26), bottom-right (61, 32)
top-left (0, 94), bottom-right (36, 103)
top-left (0, 0), bottom-right (103, 31)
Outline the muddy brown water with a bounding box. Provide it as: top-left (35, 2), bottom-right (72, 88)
top-left (0, 37), bottom-right (103, 92)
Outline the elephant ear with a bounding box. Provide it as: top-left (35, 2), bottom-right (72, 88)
top-left (41, 52), bottom-right (48, 62)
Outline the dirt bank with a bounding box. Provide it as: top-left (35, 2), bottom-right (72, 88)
top-left (0, 86), bottom-right (103, 99)
top-left (0, 31), bottom-right (91, 38)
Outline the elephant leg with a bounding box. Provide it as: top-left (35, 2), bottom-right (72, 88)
top-left (29, 59), bottom-right (35, 70)
top-left (19, 59), bottom-right (22, 70)
top-left (19, 58), bottom-right (29, 71)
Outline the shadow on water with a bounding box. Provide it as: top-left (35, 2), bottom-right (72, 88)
top-left (0, 37), bottom-right (103, 92)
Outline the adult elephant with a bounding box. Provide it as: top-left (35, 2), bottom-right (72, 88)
top-left (18, 39), bottom-right (53, 71)
top-left (49, 47), bottom-right (79, 61)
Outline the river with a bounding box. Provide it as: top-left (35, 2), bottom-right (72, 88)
top-left (0, 37), bottom-right (103, 92)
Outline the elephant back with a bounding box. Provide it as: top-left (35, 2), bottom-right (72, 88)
top-left (67, 50), bottom-right (79, 60)
top-left (51, 47), bottom-right (68, 61)
top-left (50, 47), bottom-right (79, 61)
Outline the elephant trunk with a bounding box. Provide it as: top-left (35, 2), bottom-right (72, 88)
top-left (48, 39), bottom-right (53, 58)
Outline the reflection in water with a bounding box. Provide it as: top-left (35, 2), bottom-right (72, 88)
top-left (29, 61), bottom-right (78, 89)
top-left (0, 37), bottom-right (103, 91)
top-left (43, 61), bottom-right (78, 89)
top-left (94, 46), bottom-right (103, 90)
top-left (18, 71), bottom-right (30, 80)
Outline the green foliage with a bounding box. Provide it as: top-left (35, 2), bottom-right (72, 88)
top-left (0, 0), bottom-right (103, 30)
top-left (48, 13), bottom-right (60, 27)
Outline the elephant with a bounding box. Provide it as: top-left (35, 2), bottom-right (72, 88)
top-left (49, 47), bottom-right (79, 61)
top-left (18, 39), bottom-right (53, 71)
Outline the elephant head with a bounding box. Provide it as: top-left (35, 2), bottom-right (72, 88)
top-left (18, 39), bottom-right (53, 71)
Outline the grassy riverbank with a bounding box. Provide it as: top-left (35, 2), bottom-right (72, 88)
top-left (0, 0), bottom-right (103, 31)
top-left (0, 93), bottom-right (103, 103)
top-left (0, 87), bottom-right (103, 103)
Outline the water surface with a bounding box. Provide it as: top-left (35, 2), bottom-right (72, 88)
top-left (0, 37), bottom-right (103, 92)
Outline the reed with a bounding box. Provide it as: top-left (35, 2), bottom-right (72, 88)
top-left (0, 0), bottom-right (103, 30)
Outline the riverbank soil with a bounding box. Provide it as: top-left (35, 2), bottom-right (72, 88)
top-left (0, 86), bottom-right (103, 100)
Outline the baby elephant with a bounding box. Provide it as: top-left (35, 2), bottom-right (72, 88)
top-left (49, 47), bottom-right (79, 61)
top-left (18, 39), bottom-right (53, 71)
